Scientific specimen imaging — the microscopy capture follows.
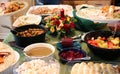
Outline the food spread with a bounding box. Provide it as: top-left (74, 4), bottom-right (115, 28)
top-left (1, 3), bottom-right (120, 74)
top-left (0, 1), bottom-right (25, 15)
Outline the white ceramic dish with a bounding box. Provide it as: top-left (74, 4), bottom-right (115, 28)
top-left (23, 43), bottom-right (55, 60)
top-left (0, 42), bottom-right (20, 73)
top-left (0, 1), bottom-right (28, 16)
top-left (76, 4), bottom-right (95, 11)
top-left (12, 14), bottom-right (42, 27)
top-left (76, 5), bottom-right (120, 23)
top-left (26, 5), bottom-right (73, 16)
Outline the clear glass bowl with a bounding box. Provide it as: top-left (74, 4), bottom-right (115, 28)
top-left (13, 57), bottom-right (60, 74)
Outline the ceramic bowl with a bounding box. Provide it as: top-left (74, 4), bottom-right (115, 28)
top-left (23, 43), bottom-right (55, 60)
top-left (59, 47), bottom-right (87, 64)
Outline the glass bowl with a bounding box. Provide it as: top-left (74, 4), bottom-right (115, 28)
top-left (13, 58), bottom-right (60, 74)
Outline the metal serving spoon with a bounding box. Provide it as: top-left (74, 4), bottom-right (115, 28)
top-left (1, 25), bottom-right (18, 33)
top-left (74, 56), bottom-right (91, 61)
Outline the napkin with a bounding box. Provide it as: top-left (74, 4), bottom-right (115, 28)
top-left (73, 10), bottom-right (107, 32)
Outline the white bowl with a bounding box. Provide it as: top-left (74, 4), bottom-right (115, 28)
top-left (13, 14), bottom-right (42, 27)
top-left (23, 43), bottom-right (55, 60)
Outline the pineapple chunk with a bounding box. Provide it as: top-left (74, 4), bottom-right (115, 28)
top-left (111, 37), bottom-right (119, 45)
top-left (98, 42), bottom-right (108, 48)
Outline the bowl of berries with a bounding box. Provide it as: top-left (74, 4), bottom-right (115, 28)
top-left (58, 47), bottom-right (90, 64)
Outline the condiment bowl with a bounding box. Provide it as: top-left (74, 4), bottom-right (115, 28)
top-left (59, 47), bottom-right (87, 64)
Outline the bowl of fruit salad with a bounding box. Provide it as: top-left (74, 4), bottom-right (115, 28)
top-left (83, 30), bottom-right (120, 60)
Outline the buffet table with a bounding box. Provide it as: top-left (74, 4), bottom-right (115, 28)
top-left (1, 2), bottom-right (120, 73)
top-left (3, 26), bottom-right (120, 74)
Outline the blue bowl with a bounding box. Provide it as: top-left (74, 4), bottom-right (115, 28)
top-left (59, 48), bottom-right (86, 64)
top-left (56, 41), bottom-right (81, 51)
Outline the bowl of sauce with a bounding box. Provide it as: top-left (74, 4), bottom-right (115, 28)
top-left (23, 43), bottom-right (55, 60)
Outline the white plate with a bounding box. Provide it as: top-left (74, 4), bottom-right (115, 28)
top-left (26, 5), bottom-right (73, 16)
top-left (0, 1), bottom-right (28, 16)
top-left (76, 6), bottom-right (120, 23)
top-left (0, 42), bottom-right (20, 73)
top-left (12, 14), bottom-right (42, 27)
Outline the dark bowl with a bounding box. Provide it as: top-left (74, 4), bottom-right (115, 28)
top-left (11, 24), bottom-right (46, 47)
top-left (59, 48), bottom-right (86, 64)
top-left (84, 30), bottom-right (120, 60)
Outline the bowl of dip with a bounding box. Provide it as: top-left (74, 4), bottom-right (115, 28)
top-left (23, 43), bottom-right (55, 60)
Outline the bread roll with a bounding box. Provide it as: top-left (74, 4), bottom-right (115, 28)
top-left (83, 63), bottom-right (90, 74)
top-left (78, 62), bottom-right (87, 74)
top-left (71, 63), bottom-right (80, 74)
top-left (88, 62), bottom-right (94, 69)
top-left (106, 64), bottom-right (116, 74)
top-left (100, 63), bottom-right (107, 70)
top-left (94, 63), bottom-right (101, 73)
top-left (103, 70), bottom-right (109, 74)
top-left (89, 68), bottom-right (97, 74)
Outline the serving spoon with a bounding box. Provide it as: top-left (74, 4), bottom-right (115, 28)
top-left (74, 56), bottom-right (91, 61)
top-left (1, 25), bottom-right (18, 34)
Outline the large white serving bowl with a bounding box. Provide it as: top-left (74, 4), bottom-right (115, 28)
top-left (76, 5), bottom-right (120, 23)
top-left (12, 14), bottom-right (42, 28)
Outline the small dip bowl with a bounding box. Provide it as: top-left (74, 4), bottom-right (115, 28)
top-left (23, 43), bottom-right (55, 60)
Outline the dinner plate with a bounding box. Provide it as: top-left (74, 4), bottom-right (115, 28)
top-left (0, 42), bottom-right (20, 73)
top-left (26, 5), bottom-right (73, 16)
top-left (76, 6), bottom-right (120, 23)
top-left (56, 41), bottom-right (81, 51)
top-left (0, 1), bottom-right (28, 16)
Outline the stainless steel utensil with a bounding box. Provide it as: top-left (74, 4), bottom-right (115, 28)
top-left (74, 56), bottom-right (91, 61)
top-left (1, 25), bottom-right (17, 33)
